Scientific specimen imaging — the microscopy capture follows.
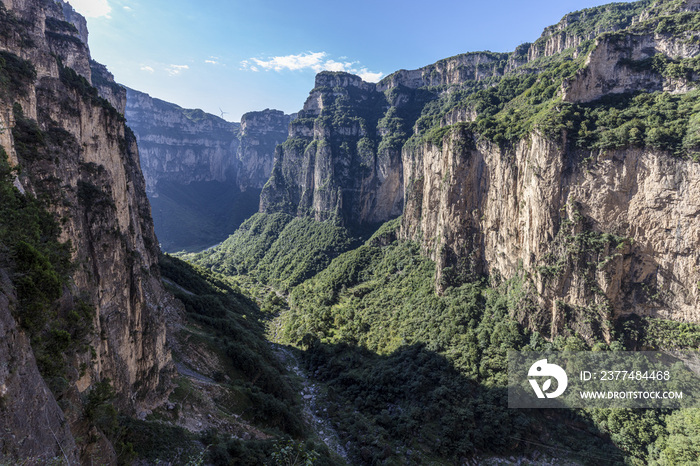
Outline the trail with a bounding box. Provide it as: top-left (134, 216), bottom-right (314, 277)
top-left (272, 344), bottom-right (349, 462)
top-left (175, 361), bottom-right (214, 384)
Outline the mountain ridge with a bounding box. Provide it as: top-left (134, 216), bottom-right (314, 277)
top-left (245, 0), bottom-right (700, 337)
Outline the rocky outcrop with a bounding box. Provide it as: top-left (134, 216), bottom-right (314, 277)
top-left (258, 0), bottom-right (700, 337)
top-left (90, 60), bottom-right (126, 114)
top-left (238, 109), bottom-right (293, 191)
top-left (563, 32), bottom-right (700, 103)
top-left (260, 72), bottom-right (412, 225)
top-left (526, 0), bottom-right (652, 62)
top-left (125, 89), bottom-right (292, 251)
top-left (401, 127), bottom-right (700, 337)
top-left (377, 52), bottom-right (509, 91)
top-left (0, 0), bottom-right (176, 461)
top-left (258, 2), bottom-right (672, 228)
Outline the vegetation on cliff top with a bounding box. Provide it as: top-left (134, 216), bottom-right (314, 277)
top-left (401, 1), bottom-right (700, 159)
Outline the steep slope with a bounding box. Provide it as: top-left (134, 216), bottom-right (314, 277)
top-left (400, 0), bottom-right (700, 336)
top-left (0, 0), bottom-right (176, 461)
top-left (188, 0), bottom-right (700, 463)
top-left (125, 89), bottom-right (292, 251)
top-left (258, 0), bottom-right (700, 340)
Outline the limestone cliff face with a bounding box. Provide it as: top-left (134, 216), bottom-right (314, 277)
top-left (90, 59), bottom-right (126, 114)
top-left (0, 271), bottom-right (79, 464)
top-left (526, 0), bottom-right (653, 62)
top-left (237, 109), bottom-right (293, 191)
top-left (0, 0), bottom-right (175, 461)
top-left (261, 72), bottom-right (425, 225)
top-left (399, 0), bottom-right (700, 334)
top-left (259, 0), bottom-right (700, 336)
top-left (258, 2), bottom-right (667, 228)
top-left (125, 89), bottom-right (292, 250)
top-left (563, 32), bottom-right (700, 103)
top-left (125, 87), bottom-right (241, 194)
top-left (402, 129), bottom-right (700, 338)
top-left (377, 52), bottom-right (509, 91)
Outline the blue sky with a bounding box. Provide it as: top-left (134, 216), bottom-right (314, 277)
top-left (69, 0), bottom-right (620, 122)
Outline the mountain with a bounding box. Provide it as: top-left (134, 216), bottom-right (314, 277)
top-left (125, 89), bottom-right (292, 252)
top-left (0, 0), bottom-right (177, 462)
top-left (257, 0), bottom-right (700, 337)
top-left (190, 0), bottom-right (700, 463)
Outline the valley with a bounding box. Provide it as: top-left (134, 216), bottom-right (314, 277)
top-left (1, 0), bottom-right (700, 464)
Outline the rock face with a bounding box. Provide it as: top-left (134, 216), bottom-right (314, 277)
top-left (377, 52), bottom-right (510, 91)
top-left (237, 109), bottom-right (291, 191)
top-left (260, 72), bottom-right (426, 225)
top-left (0, 0), bottom-right (176, 461)
top-left (125, 88), bottom-right (242, 194)
top-left (402, 131), bottom-right (700, 337)
top-left (563, 32), bottom-right (700, 103)
top-left (260, 0), bottom-right (700, 335)
top-left (0, 272), bottom-right (79, 464)
top-left (125, 89), bottom-right (292, 251)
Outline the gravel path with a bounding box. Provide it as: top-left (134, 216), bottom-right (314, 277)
top-left (175, 361), bottom-right (215, 384)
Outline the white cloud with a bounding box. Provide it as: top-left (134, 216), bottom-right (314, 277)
top-left (166, 64), bottom-right (189, 76)
top-left (357, 69), bottom-right (384, 83)
top-left (140, 65), bottom-right (154, 73)
top-left (67, 0), bottom-right (112, 18)
top-left (205, 60), bottom-right (219, 65)
top-left (241, 52), bottom-right (383, 82)
top-left (123, 6), bottom-right (132, 11)
top-left (250, 52), bottom-right (327, 72)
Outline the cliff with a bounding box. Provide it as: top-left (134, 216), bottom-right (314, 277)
top-left (260, 72), bottom-right (425, 224)
top-left (0, 0), bottom-right (176, 462)
top-left (125, 89), bottom-right (292, 251)
top-left (259, 0), bottom-right (700, 337)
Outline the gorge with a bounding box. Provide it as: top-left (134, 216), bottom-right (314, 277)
top-left (1, 0), bottom-right (700, 464)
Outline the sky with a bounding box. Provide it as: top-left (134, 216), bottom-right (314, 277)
top-left (67, 0), bottom-right (620, 122)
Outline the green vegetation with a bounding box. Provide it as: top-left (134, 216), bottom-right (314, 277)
top-left (190, 210), bottom-right (700, 464)
top-left (0, 50), bottom-right (35, 98)
top-left (157, 254), bottom-right (338, 465)
top-left (532, 0), bottom-right (653, 52)
top-left (393, 3), bottom-right (700, 160)
top-left (193, 212), bottom-right (358, 291)
top-left (160, 254), bottom-right (305, 435)
top-left (0, 149), bottom-right (96, 400)
top-left (617, 315), bottom-right (700, 350)
top-left (44, 17), bottom-right (79, 34)
top-left (58, 59), bottom-right (122, 120)
top-left (195, 218), bottom-right (627, 463)
top-left (0, 3), bottom-right (34, 49)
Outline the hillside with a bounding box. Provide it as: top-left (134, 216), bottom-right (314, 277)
top-left (189, 0), bottom-right (700, 463)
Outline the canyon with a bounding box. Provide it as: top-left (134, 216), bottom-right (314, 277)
top-left (125, 89), bottom-right (292, 251)
top-left (258, 0), bottom-right (700, 340)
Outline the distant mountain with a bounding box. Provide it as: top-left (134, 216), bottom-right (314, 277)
top-left (125, 89), bottom-right (293, 251)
